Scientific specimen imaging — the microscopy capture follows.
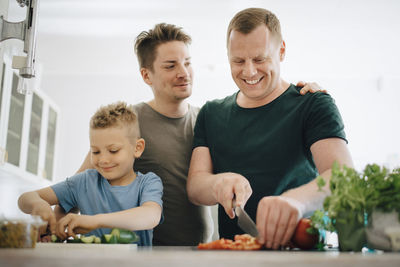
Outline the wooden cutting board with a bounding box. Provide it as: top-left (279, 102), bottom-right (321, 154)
top-left (36, 242), bottom-right (138, 250)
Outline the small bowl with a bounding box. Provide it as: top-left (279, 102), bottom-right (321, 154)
top-left (0, 216), bottom-right (45, 248)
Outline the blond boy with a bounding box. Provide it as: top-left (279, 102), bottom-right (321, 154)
top-left (18, 102), bottom-right (163, 246)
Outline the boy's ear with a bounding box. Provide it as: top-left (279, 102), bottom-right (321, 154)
top-left (134, 138), bottom-right (145, 158)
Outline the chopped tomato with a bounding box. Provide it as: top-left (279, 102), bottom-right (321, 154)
top-left (198, 234), bottom-right (262, 250)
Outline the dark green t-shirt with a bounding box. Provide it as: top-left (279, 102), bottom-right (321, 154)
top-left (193, 84), bottom-right (347, 239)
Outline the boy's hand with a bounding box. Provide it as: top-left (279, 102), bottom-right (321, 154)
top-left (31, 201), bottom-right (57, 235)
top-left (56, 213), bottom-right (97, 239)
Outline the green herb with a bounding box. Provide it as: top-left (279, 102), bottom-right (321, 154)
top-left (312, 162), bottom-right (400, 233)
top-left (309, 209), bottom-right (334, 233)
top-left (363, 164), bottom-right (400, 219)
top-left (324, 162), bottom-right (367, 225)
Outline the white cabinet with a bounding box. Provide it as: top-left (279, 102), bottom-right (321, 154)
top-left (0, 52), bottom-right (59, 182)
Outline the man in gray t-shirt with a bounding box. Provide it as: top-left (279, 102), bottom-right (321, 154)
top-left (132, 24), bottom-right (214, 245)
top-left (133, 103), bottom-right (212, 245)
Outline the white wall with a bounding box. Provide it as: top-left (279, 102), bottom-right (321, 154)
top-left (34, 0), bottom-right (400, 180)
top-left (2, 0), bottom-right (400, 219)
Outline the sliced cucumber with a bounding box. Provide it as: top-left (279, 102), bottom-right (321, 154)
top-left (81, 235), bottom-right (95, 244)
top-left (109, 234), bottom-right (118, 244)
top-left (101, 234), bottom-right (112, 243)
top-left (110, 228), bottom-right (120, 239)
top-left (51, 234), bottom-right (62, 243)
top-left (66, 237), bottom-right (82, 243)
top-left (101, 233), bottom-right (118, 244)
top-left (109, 228), bottom-right (139, 244)
top-left (118, 229), bottom-right (139, 244)
top-left (94, 237), bottom-right (101, 244)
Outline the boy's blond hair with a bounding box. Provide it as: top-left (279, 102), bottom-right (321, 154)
top-left (90, 102), bottom-right (140, 142)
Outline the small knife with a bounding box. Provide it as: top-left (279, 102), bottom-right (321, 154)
top-left (233, 198), bottom-right (259, 238)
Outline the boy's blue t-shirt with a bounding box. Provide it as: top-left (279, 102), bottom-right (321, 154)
top-left (51, 169), bottom-right (163, 246)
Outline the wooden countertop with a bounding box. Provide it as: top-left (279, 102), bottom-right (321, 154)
top-left (1, 244), bottom-right (400, 267)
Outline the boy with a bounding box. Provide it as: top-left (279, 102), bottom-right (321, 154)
top-left (18, 102), bottom-right (163, 246)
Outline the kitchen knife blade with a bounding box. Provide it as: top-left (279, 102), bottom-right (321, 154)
top-left (234, 201), bottom-right (259, 238)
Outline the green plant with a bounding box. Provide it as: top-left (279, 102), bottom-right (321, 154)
top-left (363, 164), bottom-right (400, 219)
top-left (309, 209), bottom-right (334, 233)
top-left (318, 162), bottom-right (367, 225)
top-left (313, 162), bottom-right (400, 251)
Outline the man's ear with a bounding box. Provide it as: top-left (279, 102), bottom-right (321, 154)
top-left (140, 68), bottom-right (152, 86)
top-left (134, 138), bottom-right (145, 158)
top-left (279, 40), bottom-right (286, 62)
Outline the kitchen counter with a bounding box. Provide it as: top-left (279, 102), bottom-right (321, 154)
top-left (0, 244), bottom-right (399, 267)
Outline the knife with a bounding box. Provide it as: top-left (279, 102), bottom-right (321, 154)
top-left (233, 197), bottom-right (259, 238)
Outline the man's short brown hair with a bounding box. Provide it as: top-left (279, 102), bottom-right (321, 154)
top-left (134, 23), bottom-right (192, 71)
top-left (90, 102), bottom-right (140, 141)
top-left (227, 8), bottom-right (282, 46)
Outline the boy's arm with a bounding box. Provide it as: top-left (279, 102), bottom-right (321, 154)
top-left (18, 187), bottom-right (59, 234)
top-left (56, 201), bottom-right (162, 239)
top-left (53, 152), bottom-right (92, 220)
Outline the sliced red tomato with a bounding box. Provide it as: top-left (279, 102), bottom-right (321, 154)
top-left (198, 234), bottom-right (262, 250)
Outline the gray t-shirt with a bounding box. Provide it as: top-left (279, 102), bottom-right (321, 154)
top-left (133, 102), bottom-right (213, 246)
top-left (51, 169), bottom-right (163, 246)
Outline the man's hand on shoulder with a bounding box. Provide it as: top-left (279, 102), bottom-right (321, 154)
top-left (296, 81), bottom-right (327, 95)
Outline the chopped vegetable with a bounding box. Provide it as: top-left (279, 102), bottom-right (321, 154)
top-left (101, 234), bottom-right (117, 244)
top-left (66, 237), bottom-right (82, 243)
top-left (198, 234), bottom-right (262, 250)
top-left (51, 228), bottom-right (139, 244)
top-left (108, 228), bottom-right (139, 244)
top-left (81, 235), bottom-right (95, 244)
top-left (51, 234), bottom-right (63, 243)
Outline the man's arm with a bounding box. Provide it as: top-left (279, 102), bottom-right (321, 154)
top-left (76, 151), bottom-right (93, 173)
top-left (283, 137), bottom-right (353, 210)
top-left (55, 202), bottom-right (162, 239)
top-left (256, 137), bottom-right (353, 249)
top-left (187, 146), bottom-right (252, 219)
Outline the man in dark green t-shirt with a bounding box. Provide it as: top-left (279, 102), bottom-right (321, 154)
top-left (187, 8), bottom-right (354, 250)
